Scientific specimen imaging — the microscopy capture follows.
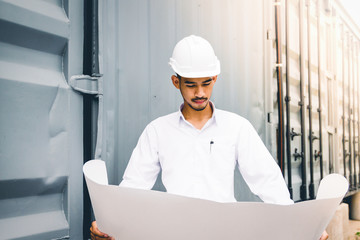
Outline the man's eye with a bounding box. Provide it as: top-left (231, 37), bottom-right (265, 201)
top-left (186, 85), bottom-right (195, 88)
top-left (203, 83), bottom-right (211, 86)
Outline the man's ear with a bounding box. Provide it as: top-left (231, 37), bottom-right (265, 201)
top-left (171, 75), bottom-right (180, 89)
top-left (212, 75), bottom-right (218, 84)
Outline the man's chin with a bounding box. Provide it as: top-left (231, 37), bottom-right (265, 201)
top-left (189, 101), bottom-right (209, 111)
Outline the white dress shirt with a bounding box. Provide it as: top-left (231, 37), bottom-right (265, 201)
top-left (120, 103), bottom-right (293, 205)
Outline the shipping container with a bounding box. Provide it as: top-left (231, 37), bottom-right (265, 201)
top-left (1, 0), bottom-right (360, 239)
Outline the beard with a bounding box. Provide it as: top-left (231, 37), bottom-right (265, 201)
top-left (187, 98), bottom-right (209, 111)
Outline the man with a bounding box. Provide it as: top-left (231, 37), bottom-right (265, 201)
top-left (90, 35), bottom-right (328, 240)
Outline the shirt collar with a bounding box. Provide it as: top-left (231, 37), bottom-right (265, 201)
top-left (177, 101), bottom-right (218, 128)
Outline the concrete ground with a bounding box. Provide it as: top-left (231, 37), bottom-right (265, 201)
top-left (347, 220), bottom-right (360, 240)
top-left (326, 202), bottom-right (360, 240)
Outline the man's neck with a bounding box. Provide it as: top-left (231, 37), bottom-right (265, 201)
top-left (181, 102), bottom-right (213, 130)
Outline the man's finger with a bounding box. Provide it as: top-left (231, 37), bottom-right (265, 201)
top-left (91, 232), bottom-right (110, 240)
top-left (91, 222), bottom-right (108, 236)
top-left (90, 221), bottom-right (111, 239)
top-left (319, 231), bottom-right (329, 240)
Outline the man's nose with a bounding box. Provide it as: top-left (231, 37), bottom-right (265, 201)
top-left (195, 86), bottom-right (205, 97)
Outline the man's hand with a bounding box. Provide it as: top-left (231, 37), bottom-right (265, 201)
top-left (320, 230), bottom-right (329, 240)
top-left (90, 221), bottom-right (114, 240)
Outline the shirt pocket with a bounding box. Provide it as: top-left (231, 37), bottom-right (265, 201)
top-left (209, 143), bottom-right (236, 174)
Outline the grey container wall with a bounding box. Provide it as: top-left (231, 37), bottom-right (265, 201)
top-left (99, 0), bottom-right (360, 203)
top-left (0, 0), bottom-right (360, 238)
top-left (0, 0), bottom-right (84, 239)
top-left (99, 0), bottom-right (274, 202)
top-left (271, 0), bottom-right (360, 201)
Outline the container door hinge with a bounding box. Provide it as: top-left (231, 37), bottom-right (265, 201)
top-left (69, 74), bottom-right (103, 95)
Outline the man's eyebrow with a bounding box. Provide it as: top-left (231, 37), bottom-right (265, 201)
top-left (202, 78), bottom-right (212, 83)
top-left (184, 78), bottom-right (212, 84)
top-left (184, 80), bottom-right (196, 84)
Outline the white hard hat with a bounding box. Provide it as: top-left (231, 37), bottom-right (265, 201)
top-left (169, 35), bottom-right (220, 78)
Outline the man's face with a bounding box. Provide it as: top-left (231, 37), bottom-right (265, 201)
top-left (171, 75), bottom-right (217, 111)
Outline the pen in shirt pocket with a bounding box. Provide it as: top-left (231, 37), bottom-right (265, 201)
top-left (210, 139), bottom-right (214, 153)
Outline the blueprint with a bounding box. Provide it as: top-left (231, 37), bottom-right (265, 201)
top-left (84, 160), bottom-right (349, 240)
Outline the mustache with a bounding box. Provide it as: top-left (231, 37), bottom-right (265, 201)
top-left (191, 97), bottom-right (208, 101)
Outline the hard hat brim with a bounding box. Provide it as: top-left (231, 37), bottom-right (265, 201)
top-left (169, 59), bottom-right (221, 78)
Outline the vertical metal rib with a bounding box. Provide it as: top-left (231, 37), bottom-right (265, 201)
top-left (347, 32), bottom-right (353, 189)
top-left (316, 0), bottom-right (324, 180)
top-left (299, 0), bottom-right (308, 200)
top-left (275, 0), bottom-right (285, 176)
top-left (285, 0), bottom-right (293, 198)
top-left (351, 36), bottom-right (357, 188)
top-left (357, 41), bottom-right (360, 186)
top-left (342, 25), bottom-right (347, 179)
top-left (83, 0), bottom-right (100, 238)
top-left (306, 0), bottom-right (315, 199)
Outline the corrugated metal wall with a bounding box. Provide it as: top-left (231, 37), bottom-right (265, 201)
top-left (0, 0), bottom-right (84, 239)
top-left (99, 0), bottom-right (273, 202)
top-left (99, 0), bottom-right (360, 204)
top-left (273, 0), bottom-right (325, 201)
top-left (273, 0), bottom-right (360, 201)
top-left (334, 2), bottom-right (360, 193)
top-left (1, 0), bottom-right (358, 237)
